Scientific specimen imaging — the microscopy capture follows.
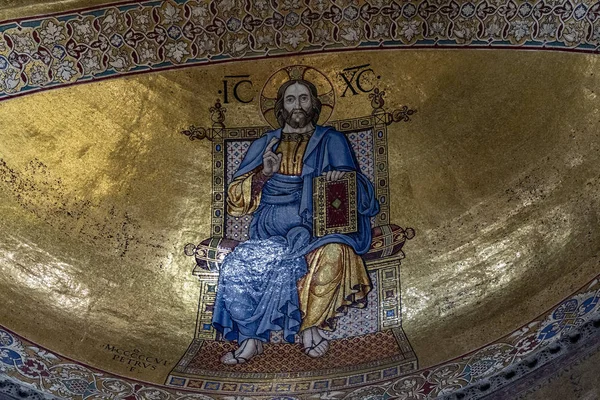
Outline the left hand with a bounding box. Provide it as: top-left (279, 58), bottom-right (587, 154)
top-left (322, 170), bottom-right (346, 181)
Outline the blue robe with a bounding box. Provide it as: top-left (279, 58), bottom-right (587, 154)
top-left (212, 126), bottom-right (379, 343)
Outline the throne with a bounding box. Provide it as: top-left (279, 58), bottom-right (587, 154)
top-left (168, 89), bottom-right (418, 391)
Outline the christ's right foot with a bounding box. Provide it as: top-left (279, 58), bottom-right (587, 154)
top-left (220, 338), bottom-right (264, 365)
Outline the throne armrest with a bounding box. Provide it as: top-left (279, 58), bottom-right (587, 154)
top-left (184, 224), bottom-right (415, 274)
top-left (363, 224), bottom-right (415, 262)
top-left (184, 238), bottom-right (238, 274)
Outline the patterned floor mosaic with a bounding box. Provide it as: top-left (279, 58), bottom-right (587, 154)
top-left (181, 330), bottom-right (408, 375)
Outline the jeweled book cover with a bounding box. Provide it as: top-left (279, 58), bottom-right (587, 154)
top-left (313, 171), bottom-right (358, 237)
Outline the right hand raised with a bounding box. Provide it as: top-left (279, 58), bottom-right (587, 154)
top-left (262, 137), bottom-right (282, 177)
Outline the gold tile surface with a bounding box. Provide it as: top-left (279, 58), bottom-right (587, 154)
top-left (0, 49), bottom-right (599, 383)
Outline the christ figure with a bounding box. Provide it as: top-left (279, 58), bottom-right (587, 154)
top-left (211, 78), bottom-right (380, 364)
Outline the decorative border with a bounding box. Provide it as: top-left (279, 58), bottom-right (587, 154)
top-left (1, 275), bottom-right (600, 398)
top-left (3, 0), bottom-right (600, 100)
top-left (445, 314), bottom-right (600, 399)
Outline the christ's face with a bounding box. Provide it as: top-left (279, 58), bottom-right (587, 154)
top-left (282, 83), bottom-right (313, 129)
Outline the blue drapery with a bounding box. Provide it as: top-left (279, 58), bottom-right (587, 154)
top-left (212, 126), bottom-right (379, 343)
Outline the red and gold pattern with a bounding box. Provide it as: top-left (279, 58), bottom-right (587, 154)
top-left (313, 172), bottom-right (358, 237)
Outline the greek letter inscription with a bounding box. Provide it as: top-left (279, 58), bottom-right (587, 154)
top-left (103, 344), bottom-right (169, 373)
top-left (339, 64), bottom-right (380, 97)
top-left (219, 75), bottom-right (254, 104)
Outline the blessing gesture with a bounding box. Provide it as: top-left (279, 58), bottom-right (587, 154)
top-left (262, 137), bottom-right (282, 177)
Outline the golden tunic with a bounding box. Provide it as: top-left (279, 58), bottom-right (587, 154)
top-left (226, 132), bottom-right (372, 331)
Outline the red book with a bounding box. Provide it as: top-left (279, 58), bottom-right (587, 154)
top-left (313, 171), bottom-right (358, 237)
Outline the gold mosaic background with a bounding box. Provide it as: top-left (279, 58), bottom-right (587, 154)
top-left (0, 49), bottom-right (599, 384)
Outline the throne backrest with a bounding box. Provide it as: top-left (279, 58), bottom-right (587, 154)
top-left (207, 113), bottom-right (393, 241)
top-left (224, 128), bottom-right (378, 241)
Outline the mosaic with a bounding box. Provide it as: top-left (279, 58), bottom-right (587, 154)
top-left (1, 0), bottom-right (600, 398)
top-left (223, 129), bottom-right (376, 240)
top-left (174, 65), bottom-right (418, 392)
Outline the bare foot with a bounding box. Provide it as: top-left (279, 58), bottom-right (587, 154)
top-left (301, 326), bottom-right (329, 358)
top-left (220, 338), bottom-right (264, 365)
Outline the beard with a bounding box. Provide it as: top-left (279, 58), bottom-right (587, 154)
top-left (282, 108), bottom-right (314, 129)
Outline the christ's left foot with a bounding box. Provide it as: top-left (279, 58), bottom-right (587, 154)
top-left (301, 327), bottom-right (330, 358)
top-left (305, 337), bottom-right (329, 358)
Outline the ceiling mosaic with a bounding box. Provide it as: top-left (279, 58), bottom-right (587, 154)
top-left (1, 0), bottom-right (600, 399)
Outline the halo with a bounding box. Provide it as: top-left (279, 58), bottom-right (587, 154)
top-left (259, 65), bottom-right (336, 129)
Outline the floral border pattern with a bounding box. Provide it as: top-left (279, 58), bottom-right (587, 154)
top-left (1, 276), bottom-right (599, 398)
top-left (2, 0), bottom-right (600, 99)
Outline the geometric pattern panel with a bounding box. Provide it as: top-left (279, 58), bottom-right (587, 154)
top-left (324, 270), bottom-right (380, 340)
top-left (225, 140), bottom-right (252, 184)
top-left (225, 140), bottom-right (252, 241)
top-left (347, 129), bottom-right (375, 183)
top-left (182, 330), bottom-right (407, 375)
